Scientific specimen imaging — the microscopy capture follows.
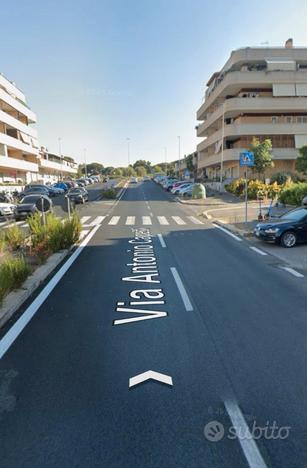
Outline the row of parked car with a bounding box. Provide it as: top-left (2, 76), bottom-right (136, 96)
top-left (0, 176), bottom-right (101, 221)
top-left (154, 175), bottom-right (195, 197)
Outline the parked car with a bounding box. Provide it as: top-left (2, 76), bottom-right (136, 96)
top-left (173, 183), bottom-right (193, 195)
top-left (0, 202), bottom-right (16, 217)
top-left (18, 186), bottom-right (50, 199)
top-left (170, 181), bottom-right (188, 193)
top-left (66, 188), bottom-right (89, 204)
top-left (50, 185), bottom-right (64, 195)
top-left (24, 184), bottom-right (57, 198)
top-left (14, 194), bottom-right (53, 220)
top-left (53, 182), bottom-right (68, 192)
top-left (254, 207), bottom-right (307, 248)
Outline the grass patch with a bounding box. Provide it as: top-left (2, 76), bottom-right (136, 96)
top-left (0, 255), bottom-right (30, 304)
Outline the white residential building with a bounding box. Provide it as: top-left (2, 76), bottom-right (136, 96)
top-left (0, 73), bottom-right (40, 184)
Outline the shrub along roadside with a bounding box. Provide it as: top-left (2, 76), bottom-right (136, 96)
top-left (0, 255), bottom-right (30, 304)
top-left (279, 182), bottom-right (307, 206)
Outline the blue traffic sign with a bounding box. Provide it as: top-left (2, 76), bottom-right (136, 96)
top-left (240, 151), bottom-right (254, 167)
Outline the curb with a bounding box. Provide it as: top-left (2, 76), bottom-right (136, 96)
top-left (213, 219), bottom-right (253, 238)
top-left (0, 249), bottom-right (70, 328)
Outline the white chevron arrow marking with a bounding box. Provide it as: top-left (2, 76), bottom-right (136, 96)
top-left (129, 370), bottom-right (173, 388)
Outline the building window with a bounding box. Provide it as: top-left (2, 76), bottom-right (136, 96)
top-left (286, 116), bottom-right (293, 123)
top-left (271, 116), bottom-right (278, 124)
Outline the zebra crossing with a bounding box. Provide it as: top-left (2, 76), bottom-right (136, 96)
top-left (0, 214), bottom-right (204, 231)
top-left (81, 214), bottom-right (203, 227)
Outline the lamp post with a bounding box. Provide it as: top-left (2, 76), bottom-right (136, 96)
top-left (127, 138), bottom-right (130, 166)
top-left (84, 148), bottom-right (88, 178)
top-left (58, 137), bottom-right (62, 180)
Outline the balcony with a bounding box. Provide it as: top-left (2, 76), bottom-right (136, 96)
top-left (0, 110), bottom-right (38, 139)
top-left (197, 122), bottom-right (307, 152)
top-left (197, 148), bottom-right (299, 168)
top-left (197, 70), bottom-right (307, 120)
top-left (0, 88), bottom-right (37, 124)
top-left (0, 132), bottom-right (39, 155)
top-left (197, 97), bottom-right (307, 137)
top-left (0, 155), bottom-right (38, 172)
top-left (39, 158), bottom-right (77, 174)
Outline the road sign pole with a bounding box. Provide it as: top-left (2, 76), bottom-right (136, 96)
top-left (42, 196), bottom-right (46, 226)
top-left (67, 196), bottom-right (71, 220)
top-left (245, 170), bottom-right (248, 226)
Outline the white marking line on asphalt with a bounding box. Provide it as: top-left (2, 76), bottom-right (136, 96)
top-left (212, 223), bottom-right (242, 242)
top-left (129, 370), bottom-right (173, 388)
top-left (188, 216), bottom-right (203, 225)
top-left (142, 216), bottom-right (152, 225)
top-left (79, 229), bottom-right (90, 240)
top-left (149, 211), bottom-right (153, 217)
top-left (109, 216), bottom-right (120, 225)
top-left (157, 216), bottom-right (169, 225)
top-left (0, 224), bottom-right (101, 360)
top-left (249, 246), bottom-right (268, 256)
top-left (0, 220), bottom-right (10, 228)
top-left (126, 216), bottom-right (135, 225)
top-left (157, 234), bottom-right (166, 248)
top-left (172, 216), bottom-right (186, 225)
top-left (224, 400), bottom-right (267, 468)
top-left (89, 216), bottom-right (105, 226)
top-left (280, 266), bottom-right (304, 278)
top-left (3, 220), bottom-right (24, 229)
top-left (81, 216), bottom-right (91, 224)
top-left (170, 267), bottom-right (193, 311)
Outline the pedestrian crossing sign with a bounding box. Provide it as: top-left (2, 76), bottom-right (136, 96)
top-left (239, 151), bottom-right (254, 167)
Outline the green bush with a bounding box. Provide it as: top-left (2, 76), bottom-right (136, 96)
top-left (28, 212), bottom-right (82, 261)
top-left (192, 183), bottom-right (206, 199)
top-left (279, 182), bottom-right (307, 206)
top-left (4, 224), bottom-right (26, 251)
top-left (0, 255), bottom-right (30, 303)
top-left (225, 178), bottom-right (246, 196)
top-left (103, 188), bottom-right (117, 199)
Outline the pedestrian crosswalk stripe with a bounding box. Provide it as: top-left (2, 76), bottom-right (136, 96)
top-left (109, 216), bottom-right (120, 225)
top-left (157, 216), bottom-right (169, 225)
top-left (172, 216), bottom-right (186, 225)
top-left (188, 216), bottom-right (203, 225)
top-left (142, 216), bottom-right (152, 225)
top-left (79, 229), bottom-right (89, 241)
top-left (81, 216), bottom-right (91, 224)
top-left (126, 216), bottom-right (135, 225)
top-left (89, 216), bottom-right (105, 226)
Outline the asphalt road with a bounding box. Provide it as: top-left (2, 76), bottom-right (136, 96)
top-left (1, 180), bottom-right (307, 467)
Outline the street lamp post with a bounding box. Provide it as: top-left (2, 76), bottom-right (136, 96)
top-left (84, 148), bottom-right (88, 178)
top-left (127, 138), bottom-right (130, 166)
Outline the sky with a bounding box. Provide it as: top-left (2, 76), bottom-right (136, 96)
top-left (1, 0), bottom-right (307, 167)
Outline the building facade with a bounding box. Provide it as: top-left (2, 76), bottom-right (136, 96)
top-left (0, 73), bottom-right (78, 185)
top-left (0, 73), bottom-right (40, 184)
top-left (196, 39), bottom-right (307, 180)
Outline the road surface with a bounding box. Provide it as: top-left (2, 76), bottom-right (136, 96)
top-left (0, 180), bottom-right (307, 467)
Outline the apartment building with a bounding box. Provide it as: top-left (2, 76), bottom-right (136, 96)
top-left (196, 39), bottom-right (307, 181)
top-left (0, 73), bottom-right (78, 185)
top-left (0, 73), bottom-right (40, 184)
top-left (38, 149), bottom-right (78, 183)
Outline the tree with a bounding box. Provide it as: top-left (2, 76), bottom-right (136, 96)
top-left (135, 166), bottom-right (146, 177)
top-left (296, 145), bottom-right (307, 174)
top-left (153, 165), bottom-right (163, 173)
top-left (250, 137), bottom-right (274, 179)
top-left (112, 168), bottom-right (123, 177)
top-left (133, 160), bottom-right (151, 173)
top-left (122, 166), bottom-right (136, 177)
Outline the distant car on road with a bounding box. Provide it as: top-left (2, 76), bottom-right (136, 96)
top-left (66, 188), bottom-right (89, 204)
top-left (254, 207), bottom-right (307, 248)
top-left (14, 194), bottom-right (53, 220)
top-left (130, 177), bottom-right (138, 184)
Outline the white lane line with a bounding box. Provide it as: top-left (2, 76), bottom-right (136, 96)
top-left (157, 216), bottom-right (169, 225)
top-left (0, 220), bottom-right (10, 228)
top-left (188, 216), bottom-right (203, 225)
top-left (109, 216), bottom-right (120, 225)
top-left (149, 211), bottom-right (153, 217)
top-left (89, 216), bottom-right (105, 226)
top-left (126, 216), bottom-right (135, 225)
top-left (172, 216), bottom-right (186, 225)
top-left (79, 229), bottom-right (89, 240)
top-left (81, 216), bottom-right (91, 224)
top-left (249, 246), bottom-right (268, 256)
top-left (212, 223), bottom-right (242, 242)
top-left (224, 400), bottom-right (267, 468)
top-left (142, 216), bottom-right (152, 225)
top-left (157, 234), bottom-right (166, 248)
top-left (0, 224), bottom-right (101, 360)
top-left (170, 267), bottom-right (193, 311)
top-left (280, 266), bottom-right (304, 278)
